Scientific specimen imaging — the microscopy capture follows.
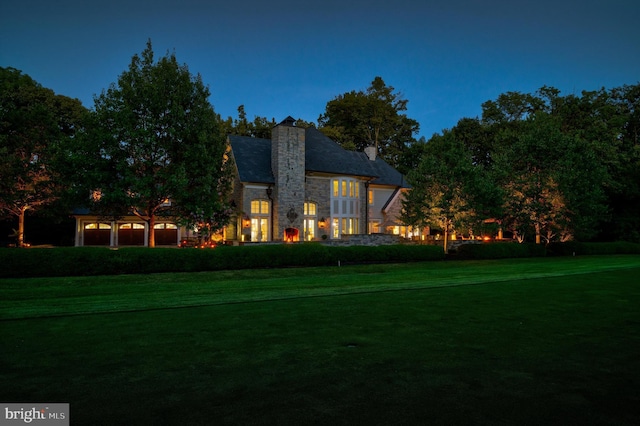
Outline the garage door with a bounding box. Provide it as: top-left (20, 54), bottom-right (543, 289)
top-left (118, 223), bottom-right (145, 246)
top-left (154, 223), bottom-right (178, 246)
top-left (83, 222), bottom-right (112, 246)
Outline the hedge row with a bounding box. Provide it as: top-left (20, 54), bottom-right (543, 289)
top-left (546, 241), bottom-right (640, 256)
top-left (2, 241), bottom-right (638, 279)
top-left (453, 242), bottom-right (547, 259)
top-left (0, 243), bottom-right (445, 279)
top-left (453, 240), bottom-right (640, 260)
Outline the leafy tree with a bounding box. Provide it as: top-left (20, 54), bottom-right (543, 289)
top-left (402, 131), bottom-right (499, 252)
top-left (81, 40), bottom-right (233, 247)
top-left (494, 113), bottom-right (607, 243)
top-left (0, 67), bottom-right (87, 246)
top-left (318, 76), bottom-right (419, 171)
top-left (219, 105), bottom-right (278, 139)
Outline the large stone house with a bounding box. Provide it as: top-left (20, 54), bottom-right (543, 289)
top-left (73, 117), bottom-right (413, 246)
top-left (225, 117), bottom-right (412, 243)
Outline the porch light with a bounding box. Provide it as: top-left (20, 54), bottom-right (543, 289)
top-left (242, 214), bottom-right (251, 228)
top-left (318, 217), bottom-right (326, 228)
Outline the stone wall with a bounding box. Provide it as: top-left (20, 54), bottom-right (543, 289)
top-left (271, 123), bottom-right (305, 239)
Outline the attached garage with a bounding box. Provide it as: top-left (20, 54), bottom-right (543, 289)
top-left (117, 223), bottom-right (145, 246)
top-left (83, 222), bottom-right (112, 246)
top-left (154, 223), bottom-right (178, 246)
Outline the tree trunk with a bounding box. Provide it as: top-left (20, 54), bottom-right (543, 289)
top-left (443, 226), bottom-right (448, 254)
top-left (18, 207), bottom-right (26, 247)
top-left (148, 214), bottom-right (156, 248)
top-left (535, 223), bottom-right (541, 244)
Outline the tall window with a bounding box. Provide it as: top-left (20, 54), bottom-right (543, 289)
top-left (250, 200), bottom-right (270, 241)
top-left (330, 178), bottom-right (360, 238)
top-left (303, 202), bottom-right (317, 241)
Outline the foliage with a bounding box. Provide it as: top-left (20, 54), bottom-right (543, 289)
top-left (402, 131), bottom-right (501, 252)
top-left (0, 244), bottom-right (444, 278)
top-left (218, 105), bottom-right (278, 139)
top-left (492, 113), bottom-right (605, 243)
top-left (75, 41), bottom-right (233, 246)
top-left (546, 241), bottom-right (640, 256)
top-left (453, 242), bottom-right (547, 259)
top-left (441, 84), bottom-right (638, 243)
top-left (318, 76), bottom-right (419, 171)
top-left (0, 67), bottom-right (87, 246)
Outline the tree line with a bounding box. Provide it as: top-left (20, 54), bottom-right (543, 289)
top-left (402, 86), bottom-right (640, 246)
top-left (1, 41), bottom-right (638, 247)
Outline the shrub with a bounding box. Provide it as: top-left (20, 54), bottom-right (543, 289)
top-left (0, 244), bottom-right (444, 278)
top-left (547, 241), bottom-right (640, 256)
top-left (454, 242), bottom-right (546, 260)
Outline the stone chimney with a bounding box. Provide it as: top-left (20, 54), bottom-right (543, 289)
top-left (364, 145), bottom-right (377, 161)
top-left (271, 117), bottom-right (305, 240)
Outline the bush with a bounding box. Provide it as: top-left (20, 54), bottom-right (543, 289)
top-left (547, 241), bottom-right (640, 256)
top-left (0, 244), bottom-right (445, 278)
top-left (454, 242), bottom-right (546, 260)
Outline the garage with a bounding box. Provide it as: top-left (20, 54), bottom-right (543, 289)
top-left (154, 223), bottom-right (178, 246)
top-left (117, 223), bottom-right (145, 246)
top-left (83, 222), bottom-right (112, 246)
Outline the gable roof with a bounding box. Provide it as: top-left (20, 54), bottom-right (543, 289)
top-left (228, 127), bottom-right (409, 188)
top-left (228, 135), bottom-right (274, 184)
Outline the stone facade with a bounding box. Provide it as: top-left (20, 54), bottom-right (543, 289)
top-left (271, 122), bottom-right (305, 239)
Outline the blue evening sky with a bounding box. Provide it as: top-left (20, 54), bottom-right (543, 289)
top-left (1, 0), bottom-right (638, 138)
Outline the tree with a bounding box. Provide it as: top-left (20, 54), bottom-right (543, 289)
top-left (82, 40), bottom-right (233, 247)
top-left (318, 76), bottom-right (419, 171)
top-left (219, 105), bottom-right (278, 139)
top-left (0, 67), bottom-right (87, 247)
top-left (402, 131), bottom-right (499, 252)
top-left (494, 112), bottom-right (607, 243)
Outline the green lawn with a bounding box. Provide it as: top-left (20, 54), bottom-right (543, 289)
top-left (1, 256), bottom-right (640, 425)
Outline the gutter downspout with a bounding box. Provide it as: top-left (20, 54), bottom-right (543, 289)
top-left (364, 181), bottom-right (370, 234)
top-left (266, 185), bottom-right (274, 241)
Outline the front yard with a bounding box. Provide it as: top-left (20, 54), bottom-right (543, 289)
top-left (1, 256), bottom-right (639, 425)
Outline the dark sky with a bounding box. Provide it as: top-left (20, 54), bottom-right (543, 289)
top-left (2, 0), bottom-right (638, 138)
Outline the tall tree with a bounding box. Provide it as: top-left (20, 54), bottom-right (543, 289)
top-left (82, 40), bottom-right (233, 247)
top-left (219, 106), bottom-right (277, 139)
top-left (402, 131), bottom-right (499, 252)
top-left (494, 112), bottom-right (606, 243)
top-left (0, 67), bottom-right (87, 247)
top-left (318, 76), bottom-right (419, 171)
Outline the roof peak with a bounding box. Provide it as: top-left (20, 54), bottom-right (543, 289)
top-left (277, 116), bottom-right (297, 127)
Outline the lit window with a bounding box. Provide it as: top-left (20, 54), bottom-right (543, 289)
top-left (120, 223), bottom-right (144, 229)
top-left (330, 178), bottom-right (361, 238)
top-left (84, 222), bottom-right (111, 230)
top-left (250, 199), bottom-right (270, 241)
top-left (304, 202), bottom-right (317, 241)
top-left (304, 202), bottom-right (316, 216)
top-left (154, 223), bottom-right (177, 229)
top-left (251, 200), bottom-right (269, 215)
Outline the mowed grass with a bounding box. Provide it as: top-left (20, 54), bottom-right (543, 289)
top-left (1, 256), bottom-right (640, 425)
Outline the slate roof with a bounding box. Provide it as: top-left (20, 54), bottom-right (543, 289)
top-left (228, 135), bottom-right (274, 184)
top-left (228, 127), bottom-right (409, 188)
